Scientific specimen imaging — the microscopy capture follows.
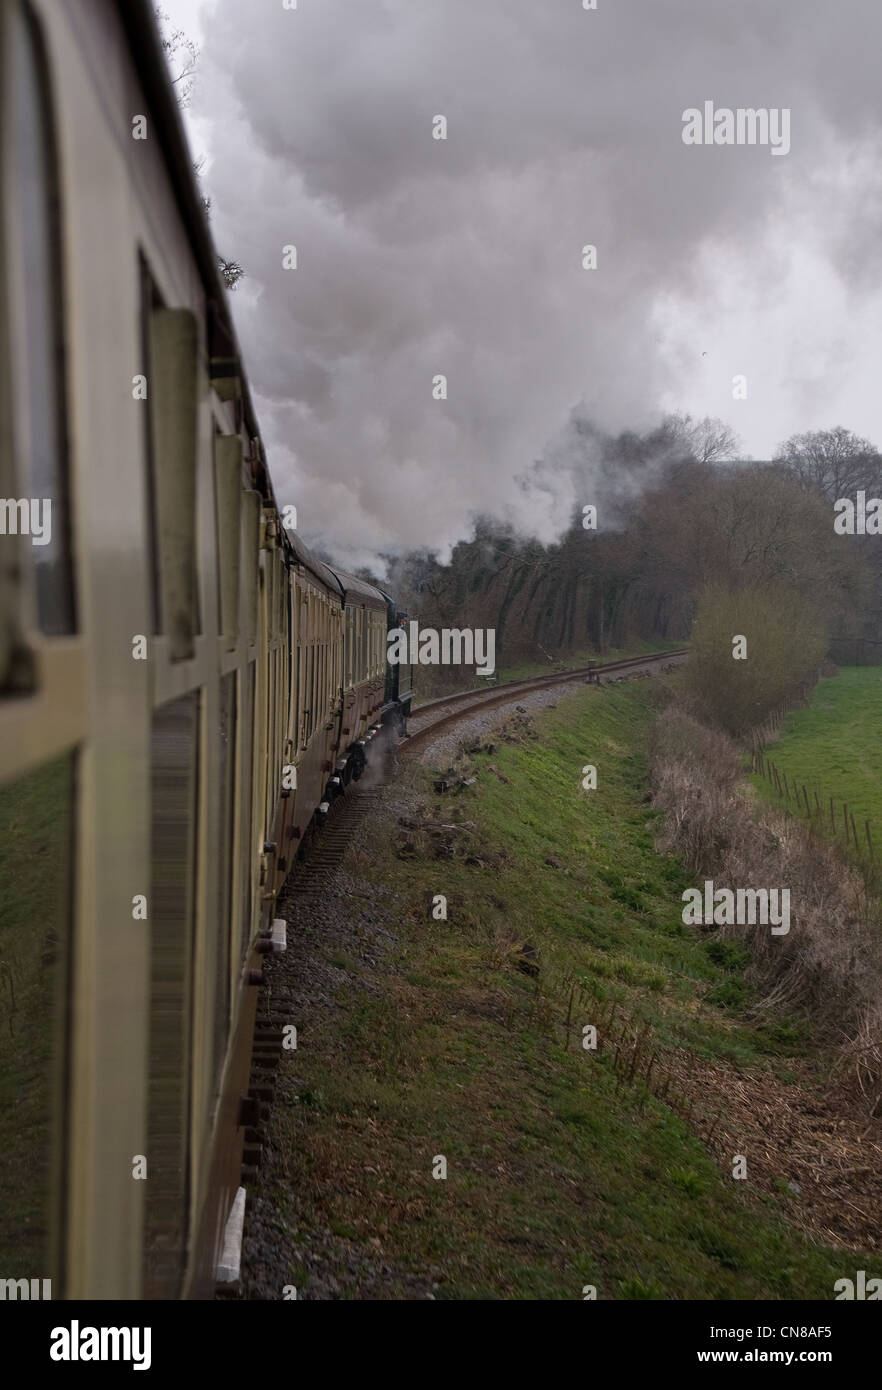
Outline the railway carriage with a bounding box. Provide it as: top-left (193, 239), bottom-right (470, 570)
top-left (0, 0), bottom-right (410, 1299)
top-left (330, 568), bottom-right (396, 784)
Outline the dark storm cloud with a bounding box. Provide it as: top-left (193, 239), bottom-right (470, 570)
top-left (190, 0), bottom-right (882, 567)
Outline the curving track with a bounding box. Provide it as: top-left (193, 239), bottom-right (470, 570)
top-left (401, 649), bottom-right (689, 755)
top-left (237, 645), bottom-right (688, 1238)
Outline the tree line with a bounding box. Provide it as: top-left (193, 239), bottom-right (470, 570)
top-left (376, 421), bottom-right (882, 729)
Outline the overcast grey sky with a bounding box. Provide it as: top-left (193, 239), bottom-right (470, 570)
top-left (163, 0), bottom-right (882, 568)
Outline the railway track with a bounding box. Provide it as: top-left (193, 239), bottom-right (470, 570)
top-left (234, 645), bottom-right (687, 1285)
top-left (402, 648), bottom-right (689, 754)
top-left (261, 649), bottom-right (687, 915)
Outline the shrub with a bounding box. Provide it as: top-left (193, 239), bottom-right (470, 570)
top-left (682, 583), bottom-right (827, 735)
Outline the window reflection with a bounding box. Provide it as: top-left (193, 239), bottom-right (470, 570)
top-left (8, 3), bottom-right (75, 637)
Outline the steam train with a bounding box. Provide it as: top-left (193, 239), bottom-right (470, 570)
top-left (0, 0), bottom-right (411, 1297)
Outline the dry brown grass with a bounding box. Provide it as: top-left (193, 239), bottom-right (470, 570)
top-left (649, 706), bottom-right (882, 1111)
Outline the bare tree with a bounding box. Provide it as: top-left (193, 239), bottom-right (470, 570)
top-left (155, 7), bottom-right (245, 290)
top-left (217, 259), bottom-right (245, 290)
top-left (665, 412), bottom-right (742, 465)
top-left (774, 426), bottom-right (882, 501)
top-left (155, 5), bottom-right (198, 107)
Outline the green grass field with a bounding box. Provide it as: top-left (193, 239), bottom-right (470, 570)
top-left (751, 666), bottom-right (882, 858)
top-left (258, 682), bottom-right (877, 1299)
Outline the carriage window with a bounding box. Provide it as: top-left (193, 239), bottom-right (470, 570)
top-left (265, 643), bottom-right (276, 823)
top-left (242, 491), bottom-right (260, 645)
top-left (215, 673), bottom-right (236, 1093)
top-left (145, 691), bottom-right (199, 1297)
top-left (359, 607), bottom-right (366, 681)
top-left (0, 751), bottom-right (75, 1292)
top-left (5, 1), bottom-right (75, 639)
top-left (239, 662), bottom-right (255, 963)
top-left (148, 308), bottom-right (199, 661)
top-left (265, 550), bottom-right (275, 646)
top-left (138, 261), bottom-right (162, 634)
top-left (295, 589), bottom-right (305, 747)
top-left (286, 574), bottom-right (293, 736)
top-left (307, 639), bottom-right (316, 743)
top-left (214, 434), bottom-right (241, 649)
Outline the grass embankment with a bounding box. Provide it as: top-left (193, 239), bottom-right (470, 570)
top-left (268, 683), bottom-right (878, 1299)
top-left (750, 666), bottom-right (882, 861)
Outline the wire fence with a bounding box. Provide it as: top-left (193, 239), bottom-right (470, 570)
top-left (751, 744), bottom-right (879, 894)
